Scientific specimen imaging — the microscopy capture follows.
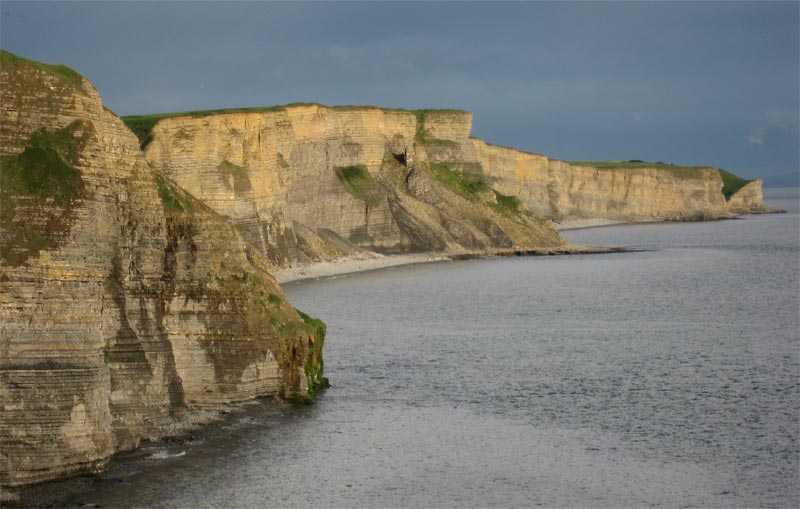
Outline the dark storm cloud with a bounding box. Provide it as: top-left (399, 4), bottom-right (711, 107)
top-left (1, 1), bottom-right (797, 185)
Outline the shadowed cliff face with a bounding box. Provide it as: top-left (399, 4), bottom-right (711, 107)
top-left (0, 51), bottom-right (325, 488)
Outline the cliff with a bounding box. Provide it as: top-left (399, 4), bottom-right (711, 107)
top-left (131, 107), bottom-right (770, 269)
top-left (134, 106), bottom-right (571, 267)
top-left (426, 126), bottom-right (770, 222)
top-left (0, 51), bottom-right (326, 488)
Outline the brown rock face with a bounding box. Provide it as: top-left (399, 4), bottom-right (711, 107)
top-left (1, 52), bottom-right (325, 488)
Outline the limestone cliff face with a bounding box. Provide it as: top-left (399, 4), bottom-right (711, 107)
top-left (0, 52), bottom-right (325, 488)
top-left (424, 127), bottom-right (767, 223)
top-left (140, 106), bottom-right (768, 266)
top-left (465, 140), bottom-right (730, 221)
top-left (141, 106), bottom-right (569, 266)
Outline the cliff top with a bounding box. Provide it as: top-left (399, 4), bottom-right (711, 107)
top-left (122, 104), bottom-right (469, 148)
top-left (568, 160), bottom-right (710, 170)
top-left (567, 160), bottom-right (752, 199)
top-left (0, 50), bottom-right (84, 89)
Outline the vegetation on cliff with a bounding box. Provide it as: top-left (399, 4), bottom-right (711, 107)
top-left (0, 49), bottom-right (83, 89)
top-left (718, 169), bottom-right (752, 200)
top-left (569, 159), bottom-right (752, 201)
top-left (569, 159), bottom-right (708, 170)
top-left (335, 164), bottom-right (384, 207)
top-left (428, 162), bottom-right (490, 198)
top-left (0, 121), bottom-right (92, 266)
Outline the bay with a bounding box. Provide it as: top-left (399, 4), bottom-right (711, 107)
top-left (63, 191), bottom-right (799, 508)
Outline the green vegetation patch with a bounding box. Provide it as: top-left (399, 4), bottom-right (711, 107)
top-left (411, 109), bottom-right (466, 145)
top-left (335, 164), bottom-right (383, 207)
top-left (1, 121), bottom-right (92, 266)
top-left (154, 173), bottom-right (196, 215)
top-left (297, 309), bottom-right (326, 341)
top-left (218, 159), bottom-right (247, 178)
top-left (491, 191), bottom-right (521, 212)
top-left (718, 169), bottom-right (752, 200)
top-left (1, 121), bottom-right (89, 203)
top-left (297, 309), bottom-right (329, 399)
top-left (428, 162), bottom-right (489, 199)
top-left (569, 160), bottom-right (709, 170)
top-left (0, 50), bottom-right (83, 89)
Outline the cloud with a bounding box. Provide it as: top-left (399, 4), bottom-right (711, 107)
top-left (749, 127), bottom-right (765, 145)
top-left (748, 110), bottom-right (799, 146)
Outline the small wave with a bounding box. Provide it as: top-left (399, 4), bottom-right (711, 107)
top-left (150, 450), bottom-right (186, 460)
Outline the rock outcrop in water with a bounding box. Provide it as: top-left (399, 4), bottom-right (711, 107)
top-left (129, 106), bottom-right (770, 266)
top-left (0, 51), bottom-right (326, 489)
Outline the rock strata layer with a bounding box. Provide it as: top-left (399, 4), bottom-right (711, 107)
top-left (1, 51), bottom-right (325, 488)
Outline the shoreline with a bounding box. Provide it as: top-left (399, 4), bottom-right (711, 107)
top-left (275, 245), bottom-right (625, 286)
top-left (274, 252), bottom-right (453, 285)
top-left (553, 218), bottom-right (630, 231)
top-left (274, 219), bottom-right (644, 285)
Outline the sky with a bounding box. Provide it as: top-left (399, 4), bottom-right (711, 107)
top-left (1, 1), bottom-right (798, 186)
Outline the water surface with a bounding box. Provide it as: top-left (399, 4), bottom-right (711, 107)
top-left (64, 206), bottom-right (799, 508)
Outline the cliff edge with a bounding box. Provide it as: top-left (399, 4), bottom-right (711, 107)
top-left (0, 51), bottom-right (326, 489)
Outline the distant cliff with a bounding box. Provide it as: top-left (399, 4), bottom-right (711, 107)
top-left (128, 106), bottom-right (770, 266)
top-left (0, 51), bottom-right (325, 488)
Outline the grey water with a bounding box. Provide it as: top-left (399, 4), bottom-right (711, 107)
top-left (61, 190), bottom-right (798, 508)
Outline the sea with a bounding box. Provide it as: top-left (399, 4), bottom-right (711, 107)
top-left (45, 188), bottom-right (800, 508)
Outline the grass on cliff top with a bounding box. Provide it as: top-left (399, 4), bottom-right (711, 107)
top-left (570, 160), bottom-right (752, 200)
top-left (335, 165), bottom-right (383, 207)
top-left (569, 159), bottom-right (710, 170)
top-left (0, 50), bottom-right (84, 88)
top-left (122, 104), bottom-right (468, 149)
top-left (718, 169), bottom-right (752, 200)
